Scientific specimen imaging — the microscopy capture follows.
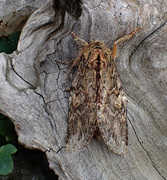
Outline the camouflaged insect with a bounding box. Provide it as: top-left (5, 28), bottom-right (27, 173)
top-left (66, 28), bottom-right (141, 154)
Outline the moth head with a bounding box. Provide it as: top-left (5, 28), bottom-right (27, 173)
top-left (88, 48), bottom-right (108, 70)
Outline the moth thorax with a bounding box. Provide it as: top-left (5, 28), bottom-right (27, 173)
top-left (88, 49), bottom-right (107, 71)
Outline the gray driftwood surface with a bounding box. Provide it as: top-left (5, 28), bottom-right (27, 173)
top-left (0, 0), bottom-right (167, 179)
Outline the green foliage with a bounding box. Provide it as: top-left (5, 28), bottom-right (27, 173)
top-left (0, 114), bottom-right (18, 176)
top-left (0, 114), bottom-right (17, 146)
top-left (0, 144), bottom-right (17, 176)
top-left (0, 31), bottom-right (21, 54)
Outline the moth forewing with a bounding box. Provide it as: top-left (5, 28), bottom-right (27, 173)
top-left (95, 52), bottom-right (127, 155)
top-left (66, 53), bottom-right (97, 151)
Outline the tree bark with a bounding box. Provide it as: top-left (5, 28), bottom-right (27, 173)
top-left (0, 0), bottom-right (167, 179)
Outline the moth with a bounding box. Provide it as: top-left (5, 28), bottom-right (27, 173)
top-left (65, 28), bottom-right (141, 154)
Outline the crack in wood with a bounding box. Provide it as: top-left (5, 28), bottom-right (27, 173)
top-left (128, 118), bottom-right (166, 180)
top-left (10, 59), bottom-right (35, 88)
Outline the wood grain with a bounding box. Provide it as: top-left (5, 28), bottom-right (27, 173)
top-left (0, 0), bottom-right (166, 179)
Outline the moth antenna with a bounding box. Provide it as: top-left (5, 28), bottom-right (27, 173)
top-left (66, 43), bottom-right (91, 75)
top-left (112, 27), bottom-right (142, 59)
top-left (70, 31), bottom-right (88, 47)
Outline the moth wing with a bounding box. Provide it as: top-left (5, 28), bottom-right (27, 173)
top-left (66, 67), bottom-right (97, 151)
top-left (97, 60), bottom-right (128, 154)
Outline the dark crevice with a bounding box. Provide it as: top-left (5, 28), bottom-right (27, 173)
top-left (56, 146), bottom-right (66, 154)
top-left (33, 90), bottom-right (50, 116)
top-left (128, 118), bottom-right (166, 180)
top-left (10, 148), bottom-right (58, 179)
top-left (46, 146), bottom-right (66, 155)
top-left (33, 90), bottom-right (47, 105)
top-left (129, 20), bottom-right (167, 67)
top-left (45, 0), bottom-right (83, 42)
top-left (33, 90), bottom-right (51, 115)
top-left (33, 90), bottom-right (58, 132)
top-left (9, 59), bottom-right (35, 89)
top-left (127, 20), bottom-right (167, 84)
top-left (53, 0), bottom-right (83, 20)
top-left (66, 0), bottom-right (83, 20)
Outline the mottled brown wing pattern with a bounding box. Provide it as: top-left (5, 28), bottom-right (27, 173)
top-left (66, 29), bottom-right (140, 154)
top-left (97, 57), bottom-right (128, 154)
top-left (66, 56), bottom-right (97, 151)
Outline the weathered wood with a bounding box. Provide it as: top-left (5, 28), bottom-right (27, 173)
top-left (0, 0), bottom-right (167, 179)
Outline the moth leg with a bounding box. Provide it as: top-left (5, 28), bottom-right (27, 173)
top-left (66, 32), bottom-right (90, 75)
top-left (54, 59), bottom-right (74, 86)
top-left (62, 87), bottom-right (71, 92)
top-left (54, 58), bottom-right (74, 65)
top-left (112, 27), bottom-right (142, 59)
top-left (70, 31), bottom-right (88, 47)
